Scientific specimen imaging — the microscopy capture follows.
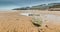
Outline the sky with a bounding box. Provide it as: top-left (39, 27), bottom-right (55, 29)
top-left (0, 0), bottom-right (60, 10)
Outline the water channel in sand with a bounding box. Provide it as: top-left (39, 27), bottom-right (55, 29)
top-left (40, 14), bottom-right (60, 25)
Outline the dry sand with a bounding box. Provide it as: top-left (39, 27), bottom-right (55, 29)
top-left (0, 11), bottom-right (38, 32)
top-left (0, 10), bottom-right (60, 32)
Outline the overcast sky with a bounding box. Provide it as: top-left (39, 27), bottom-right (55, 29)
top-left (0, 0), bottom-right (60, 10)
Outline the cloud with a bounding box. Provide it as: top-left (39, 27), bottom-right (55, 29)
top-left (0, 0), bottom-right (60, 10)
